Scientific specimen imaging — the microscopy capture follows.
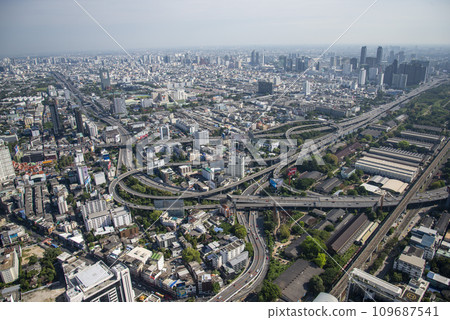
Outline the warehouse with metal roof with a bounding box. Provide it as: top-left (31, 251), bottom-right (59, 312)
top-left (355, 156), bottom-right (418, 183)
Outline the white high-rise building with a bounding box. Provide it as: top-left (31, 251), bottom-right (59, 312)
top-left (358, 68), bottom-right (366, 86)
top-left (160, 125), bottom-right (170, 140)
top-left (86, 122), bottom-right (98, 138)
top-left (303, 81), bottom-right (311, 96)
top-left (377, 73), bottom-right (384, 87)
top-left (58, 196), bottom-right (69, 214)
top-left (227, 154), bottom-right (245, 178)
top-left (194, 130), bottom-right (209, 149)
top-left (0, 145), bottom-right (15, 182)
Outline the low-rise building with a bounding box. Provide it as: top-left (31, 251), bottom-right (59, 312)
top-left (393, 253), bottom-right (425, 279)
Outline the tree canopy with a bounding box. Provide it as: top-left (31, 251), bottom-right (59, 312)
top-left (258, 281), bottom-right (281, 302)
top-left (182, 247), bottom-right (201, 263)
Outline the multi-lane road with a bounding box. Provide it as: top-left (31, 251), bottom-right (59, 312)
top-left (209, 211), bottom-right (268, 302)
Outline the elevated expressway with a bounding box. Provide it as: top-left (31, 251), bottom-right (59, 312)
top-left (111, 77), bottom-right (447, 207)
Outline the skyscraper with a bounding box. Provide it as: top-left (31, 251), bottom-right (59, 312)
top-left (358, 68), bottom-right (366, 86)
top-left (376, 46), bottom-right (383, 66)
top-left (304, 81), bottom-right (311, 95)
top-left (350, 58), bottom-right (358, 70)
top-left (49, 102), bottom-right (62, 136)
top-left (227, 154), bottom-right (245, 178)
top-left (194, 130), bottom-right (209, 150)
top-left (360, 46), bottom-right (367, 66)
top-left (99, 69), bottom-right (111, 90)
top-left (74, 108), bottom-right (84, 134)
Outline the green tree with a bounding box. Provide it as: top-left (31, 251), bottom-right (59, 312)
top-left (279, 224), bottom-right (290, 241)
top-left (392, 272), bottom-right (403, 283)
top-left (232, 223), bottom-right (247, 239)
top-left (28, 255), bottom-right (38, 265)
top-left (299, 236), bottom-right (326, 260)
top-left (309, 275), bottom-right (325, 295)
top-left (245, 242), bottom-right (254, 258)
top-left (258, 281), bottom-right (281, 302)
top-left (324, 153), bottom-right (338, 166)
top-left (181, 247), bottom-right (201, 263)
top-left (398, 140), bottom-right (410, 150)
top-left (212, 282), bottom-right (220, 294)
top-left (313, 253), bottom-right (327, 268)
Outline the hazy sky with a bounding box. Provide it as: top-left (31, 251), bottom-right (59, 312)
top-left (0, 0), bottom-right (449, 56)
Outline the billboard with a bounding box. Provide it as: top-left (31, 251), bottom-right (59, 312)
top-left (270, 178), bottom-right (283, 189)
top-left (287, 167), bottom-right (297, 176)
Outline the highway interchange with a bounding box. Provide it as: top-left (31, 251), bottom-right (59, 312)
top-left (55, 71), bottom-right (449, 301)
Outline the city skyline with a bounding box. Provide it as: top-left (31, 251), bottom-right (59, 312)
top-left (1, 0), bottom-right (450, 56)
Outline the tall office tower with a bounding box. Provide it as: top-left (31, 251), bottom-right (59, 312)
top-left (0, 144), bottom-right (15, 182)
top-left (398, 60), bottom-right (429, 85)
top-left (296, 57), bottom-right (306, 72)
top-left (360, 46), bottom-right (367, 66)
top-left (261, 52), bottom-right (265, 66)
top-left (398, 51), bottom-right (405, 63)
top-left (250, 50), bottom-right (256, 66)
top-left (376, 46), bottom-right (383, 66)
top-left (255, 51), bottom-right (260, 66)
top-left (74, 108), bottom-right (84, 134)
top-left (329, 56), bottom-right (336, 67)
top-left (64, 260), bottom-right (135, 302)
top-left (388, 50), bottom-right (395, 64)
top-left (279, 55), bottom-right (287, 70)
top-left (358, 68), bottom-right (366, 86)
top-left (227, 153), bottom-right (245, 178)
top-left (49, 102), bottom-right (62, 136)
top-left (160, 124), bottom-right (170, 140)
top-left (194, 130), bottom-right (209, 150)
top-left (343, 63), bottom-right (353, 75)
top-left (286, 58), bottom-right (293, 71)
top-left (257, 81), bottom-right (273, 95)
top-left (383, 59), bottom-right (398, 86)
top-left (392, 73), bottom-right (408, 89)
top-left (303, 81), bottom-right (311, 95)
top-left (350, 58), bottom-right (358, 70)
top-left (112, 97), bottom-right (127, 115)
top-left (99, 69), bottom-right (111, 90)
